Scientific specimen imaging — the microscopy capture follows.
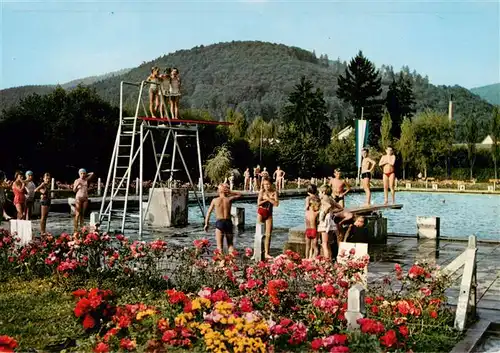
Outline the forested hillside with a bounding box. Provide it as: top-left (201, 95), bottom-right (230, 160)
top-left (1, 41), bottom-right (494, 137)
top-left (470, 83), bottom-right (500, 105)
top-left (0, 68), bottom-right (131, 112)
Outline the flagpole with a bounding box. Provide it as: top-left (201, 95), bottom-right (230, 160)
top-left (356, 107), bottom-right (364, 186)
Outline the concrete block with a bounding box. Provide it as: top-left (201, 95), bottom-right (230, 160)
top-left (459, 184), bottom-right (466, 191)
top-left (10, 220), bottom-right (32, 246)
top-left (148, 188), bottom-right (188, 227)
top-left (417, 216), bottom-right (440, 239)
top-left (338, 242), bottom-right (368, 285)
top-left (231, 207), bottom-right (245, 228)
top-left (432, 183), bottom-right (438, 190)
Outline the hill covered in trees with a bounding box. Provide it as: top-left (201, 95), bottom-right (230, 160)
top-left (470, 83), bottom-right (500, 105)
top-left (1, 41), bottom-right (494, 138)
top-left (0, 68), bottom-right (131, 113)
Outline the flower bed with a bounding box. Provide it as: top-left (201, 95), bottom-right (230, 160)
top-left (0, 228), bottom-right (462, 352)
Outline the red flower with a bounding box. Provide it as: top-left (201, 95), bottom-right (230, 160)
top-left (120, 338), bottom-right (137, 351)
top-left (118, 315), bottom-right (132, 328)
top-left (193, 238), bottom-right (209, 249)
top-left (93, 342), bottom-right (110, 353)
top-left (83, 314), bottom-right (96, 329)
top-left (333, 334), bottom-right (348, 345)
top-left (72, 289), bottom-right (87, 297)
top-left (399, 325), bottom-right (409, 337)
top-left (371, 305), bottom-right (379, 314)
top-left (0, 336), bottom-right (18, 353)
top-left (166, 289), bottom-right (188, 304)
top-left (162, 330), bottom-right (177, 342)
top-left (430, 310), bottom-right (438, 319)
top-left (74, 298), bottom-right (91, 317)
top-left (365, 297), bottom-right (374, 305)
top-left (380, 330), bottom-right (398, 348)
top-left (311, 338), bottom-right (323, 350)
top-left (408, 265), bottom-right (425, 279)
top-left (331, 346), bottom-right (349, 353)
top-left (239, 297), bottom-right (253, 313)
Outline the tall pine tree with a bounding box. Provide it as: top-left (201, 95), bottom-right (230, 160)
top-left (282, 76), bottom-right (331, 145)
top-left (385, 72), bottom-right (416, 138)
top-left (336, 51), bottom-right (382, 138)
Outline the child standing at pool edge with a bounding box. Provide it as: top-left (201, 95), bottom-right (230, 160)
top-left (305, 198), bottom-right (320, 259)
top-left (204, 183), bottom-right (242, 254)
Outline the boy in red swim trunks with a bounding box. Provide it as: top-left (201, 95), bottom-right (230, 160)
top-left (305, 198), bottom-right (320, 259)
top-left (204, 183), bottom-right (241, 254)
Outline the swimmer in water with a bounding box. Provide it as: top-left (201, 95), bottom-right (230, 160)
top-left (73, 168), bottom-right (94, 233)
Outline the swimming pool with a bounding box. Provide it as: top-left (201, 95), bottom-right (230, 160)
top-left (191, 191), bottom-right (500, 240)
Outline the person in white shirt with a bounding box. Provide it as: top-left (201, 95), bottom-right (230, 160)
top-left (24, 171), bottom-right (36, 220)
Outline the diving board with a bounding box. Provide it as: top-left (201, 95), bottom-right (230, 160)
top-left (138, 117), bottom-right (233, 126)
top-left (346, 204), bottom-right (403, 215)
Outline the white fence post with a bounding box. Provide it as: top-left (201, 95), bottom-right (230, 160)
top-left (97, 177), bottom-right (102, 196)
top-left (51, 178), bottom-right (56, 199)
top-left (253, 223), bottom-right (265, 262)
top-left (345, 284), bottom-right (366, 329)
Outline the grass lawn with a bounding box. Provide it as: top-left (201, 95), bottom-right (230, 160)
top-left (0, 278), bottom-right (84, 351)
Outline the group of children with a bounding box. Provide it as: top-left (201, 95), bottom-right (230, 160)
top-left (0, 169), bottom-right (95, 235)
top-left (243, 165), bottom-right (286, 193)
top-left (147, 66), bottom-right (182, 120)
top-left (304, 184), bottom-right (365, 260)
top-left (0, 170), bottom-right (52, 233)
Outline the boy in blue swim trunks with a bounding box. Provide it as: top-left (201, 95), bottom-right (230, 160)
top-left (204, 183), bottom-right (242, 253)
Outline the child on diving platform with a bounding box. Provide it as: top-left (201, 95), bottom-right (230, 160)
top-left (317, 184), bottom-right (342, 259)
top-left (204, 183), bottom-right (242, 254)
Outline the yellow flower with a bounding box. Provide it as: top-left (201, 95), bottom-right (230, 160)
top-left (136, 308), bottom-right (156, 321)
top-left (191, 299), bottom-right (202, 311)
top-left (174, 312), bottom-right (193, 326)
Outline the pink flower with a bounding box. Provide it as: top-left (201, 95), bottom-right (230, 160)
top-left (420, 287), bottom-right (432, 296)
top-left (245, 247), bottom-right (253, 257)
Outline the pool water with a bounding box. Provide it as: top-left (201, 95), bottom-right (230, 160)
top-left (191, 191), bottom-right (500, 240)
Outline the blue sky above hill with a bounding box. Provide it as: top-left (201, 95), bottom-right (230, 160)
top-left (1, 0), bottom-right (499, 89)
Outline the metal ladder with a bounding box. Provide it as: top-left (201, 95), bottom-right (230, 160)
top-left (99, 81), bottom-right (165, 232)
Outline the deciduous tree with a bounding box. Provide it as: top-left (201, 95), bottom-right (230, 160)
top-left (464, 115), bottom-right (479, 179)
top-left (379, 110), bottom-right (393, 151)
top-left (490, 106), bottom-right (500, 180)
top-left (396, 117), bottom-right (417, 179)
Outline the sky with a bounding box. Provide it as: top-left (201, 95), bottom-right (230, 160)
top-left (1, 0), bottom-right (499, 89)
